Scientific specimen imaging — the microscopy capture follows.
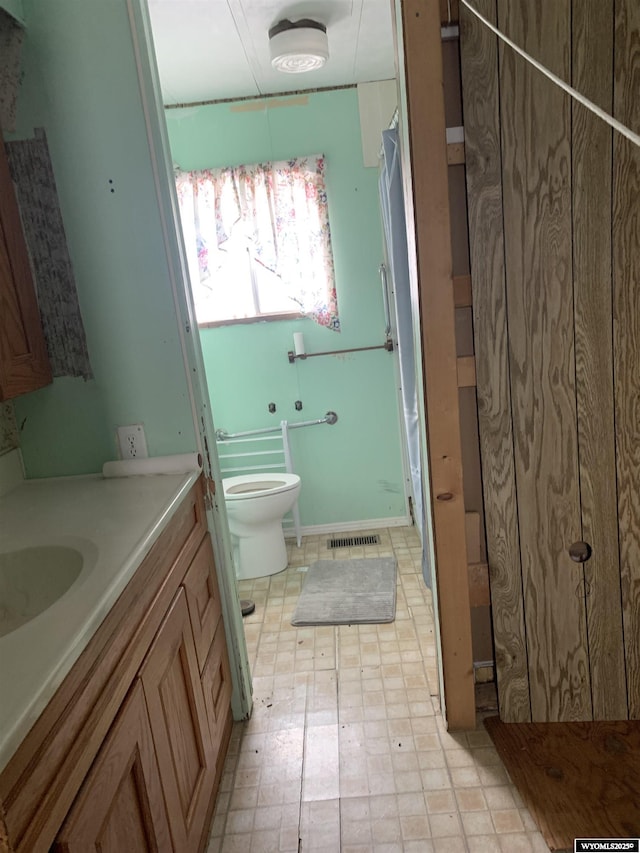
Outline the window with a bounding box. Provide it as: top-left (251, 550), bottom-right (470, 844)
top-left (175, 155), bottom-right (340, 331)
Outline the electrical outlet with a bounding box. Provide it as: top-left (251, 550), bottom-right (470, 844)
top-left (117, 424), bottom-right (148, 459)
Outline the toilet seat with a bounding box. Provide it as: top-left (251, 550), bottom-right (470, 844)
top-left (222, 473), bottom-right (300, 500)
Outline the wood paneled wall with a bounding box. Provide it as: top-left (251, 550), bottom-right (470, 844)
top-left (572, 1), bottom-right (627, 722)
top-left (461, 0), bottom-right (639, 722)
top-left (614, 0), bottom-right (640, 719)
top-left (459, 0), bottom-right (530, 721)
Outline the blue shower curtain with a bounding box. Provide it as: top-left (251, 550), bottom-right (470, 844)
top-left (379, 128), bottom-right (431, 588)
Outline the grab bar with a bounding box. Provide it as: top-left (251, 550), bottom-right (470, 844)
top-left (216, 411), bottom-right (338, 441)
top-left (288, 341), bottom-right (392, 363)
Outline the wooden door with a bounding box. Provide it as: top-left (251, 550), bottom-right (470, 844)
top-left (54, 682), bottom-right (172, 852)
top-left (460, 0), bottom-right (633, 722)
top-left (140, 587), bottom-right (215, 852)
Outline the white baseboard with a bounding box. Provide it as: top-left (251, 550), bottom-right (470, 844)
top-left (284, 516), bottom-right (411, 538)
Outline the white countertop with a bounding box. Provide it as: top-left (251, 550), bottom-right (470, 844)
top-left (0, 471), bottom-right (199, 773)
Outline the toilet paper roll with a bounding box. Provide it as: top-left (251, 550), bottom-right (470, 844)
top-left (102, 452), bottom-right (203, 478)
top-left (293, 332), bottom-right (305, 356)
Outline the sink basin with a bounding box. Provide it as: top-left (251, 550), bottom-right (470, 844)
top-left (0, 546), bottom-right (84, 638)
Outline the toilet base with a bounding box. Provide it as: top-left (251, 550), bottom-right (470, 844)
top-left (232, 521), bottom-right (288, 580)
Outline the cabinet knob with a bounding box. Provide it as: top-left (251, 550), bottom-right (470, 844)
top-left (568, 541), bottom-right (592, 563)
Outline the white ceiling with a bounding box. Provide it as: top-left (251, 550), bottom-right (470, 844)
top-left (148, 0), bottom-right (397, 105)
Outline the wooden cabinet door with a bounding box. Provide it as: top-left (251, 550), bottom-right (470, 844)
top-left (140, 587), bottom-right (215, 852)
top-left (183, 534), bottom-right (222, 673)
top-left (201, 620), bottom-right (233, 756)
top-left (0, 134), bottom-right (51, 400)
top-left (53, 681), bottom-right (172, 852)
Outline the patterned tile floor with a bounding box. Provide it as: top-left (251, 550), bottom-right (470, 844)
top-left (207, 527), bottom-right (549, 852)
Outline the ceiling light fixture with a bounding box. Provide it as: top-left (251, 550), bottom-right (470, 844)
top-left (268, 19), bottom-right (329, 73)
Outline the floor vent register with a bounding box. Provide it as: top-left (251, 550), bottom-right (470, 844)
top-left (327, 534), bottom-right (381, 549)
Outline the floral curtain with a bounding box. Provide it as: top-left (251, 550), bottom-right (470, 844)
top-left (175, 155), bottom-right (340, 331)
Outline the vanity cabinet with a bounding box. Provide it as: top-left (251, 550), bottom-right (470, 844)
top-left (0, 132), bottom-right (52, 400)
top-left (57, 588), bottom-right (217, 852)
top-left (0, 477), bottom-right (232, 853)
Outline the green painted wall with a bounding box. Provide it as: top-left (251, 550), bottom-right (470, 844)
top-left (167, 91), bottom-right (407, 526)
top-left (0, 0), bottom-right (24, 24)
top-left (10, 0), bottom-right (197, 477)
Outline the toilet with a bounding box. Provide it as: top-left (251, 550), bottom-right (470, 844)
top-left (222, 473), bottom-right (301, 580)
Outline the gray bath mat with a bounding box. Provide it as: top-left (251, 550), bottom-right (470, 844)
top-left (291, 558), bottom-right (397, 626)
